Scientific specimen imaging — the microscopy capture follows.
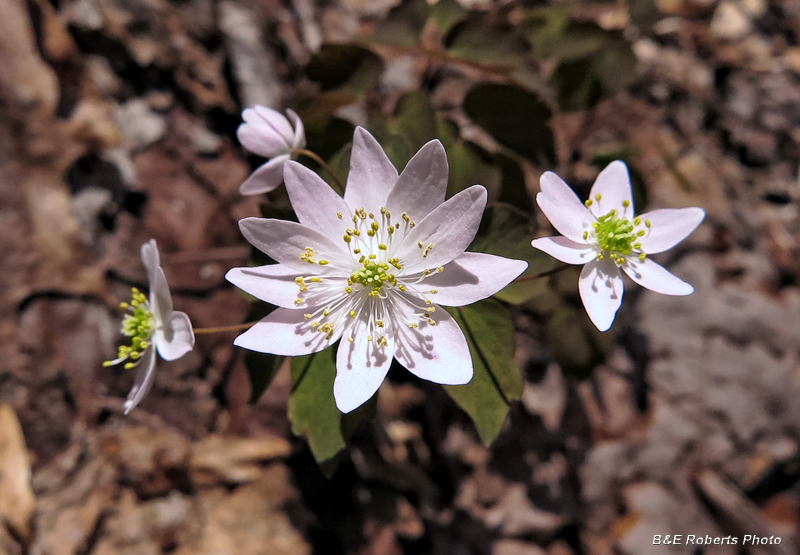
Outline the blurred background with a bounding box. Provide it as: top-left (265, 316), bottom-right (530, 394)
top-left (1, 0), bottom-right (799, 554)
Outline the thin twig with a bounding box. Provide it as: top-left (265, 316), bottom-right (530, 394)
top-left (194, 321), bottom-right (257, 335)
top-left (293, 149), bottom-right (346, 194)
top-left (512, 264), bottom-right (571, 283)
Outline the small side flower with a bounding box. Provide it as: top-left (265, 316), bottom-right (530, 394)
top-left (531, 161), bottom-right (705, 331)
top-left (104, 239), bottom-right (195, 413)
top-left (237, 106), bottom-right (306, 195)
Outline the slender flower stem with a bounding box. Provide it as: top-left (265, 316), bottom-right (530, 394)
top-left (292, 149), bottom-right (346, 195)
top-left (512, 264), bottom-right (571, 283)
top-left (193, 321), bottom-right (257, 335)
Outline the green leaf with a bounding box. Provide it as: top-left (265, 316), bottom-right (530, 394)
top-left (304, 117), bottom-right (355, 162)
top-left (430, 0), bottom-right (466, 34)
top-left (494, 152), bottom-right (533, 213)
top-left (445, 141), bottom-right (501, 200)
top-left (380, 132), bottom-right (413, 170)
top-left (370, 0), bottom-right (430, 47)
top-left (445, 18), bottom-right (527, 68)
top-left (445, 300), bottom-right (523, 445)
top-left (463, 83), bottom-right (556, 167)
top-left (289, 349), bottom-right (345, 464)
top-left (469, 203), bottom-right (558, 304)
top-left (551, 58), bottom-right (604, 112)
top-left (305, 44), bottom-right (384, 96)
top-left (393, 91), bottom-right (437, 152)
top-left (545, 307), bottom-right (605, 379)
top-left (244, 351), bottom-right (284, 404)
top-left (288, 348), bottom-right (378, 470)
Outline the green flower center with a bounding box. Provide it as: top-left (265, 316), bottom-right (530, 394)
top-left (351, 256), bottom-right (397, 297)
top-left (589, 209), bottom-right (648, 264)
top-left (104, 288), bottom-right (155, 369)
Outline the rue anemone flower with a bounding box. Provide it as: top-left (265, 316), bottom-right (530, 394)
top-left (237, 105), bottom-right (306, 195)
top-left (531, 161), bottom-right (705, 332)
top-left (227, 127), bottom-right (528, 413)
top-left (104, 239), bottom-right (195, 413)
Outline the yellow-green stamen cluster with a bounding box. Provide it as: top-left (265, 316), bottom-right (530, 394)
top-left (350, 257), bottom-right (398, 297)
top-left (588, 208), bottom-right (648, 264)
top-left (103, 288), bottom-right (155, 369)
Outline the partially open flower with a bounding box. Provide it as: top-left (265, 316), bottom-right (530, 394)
top-left (237, 106), bottom-right (305, 195)
top-left (104, 240), bottom-right (195, 413)
top-left (531, 161), bottom-right (705, 331)
top-left (227, 127), bottom-right (527, 413)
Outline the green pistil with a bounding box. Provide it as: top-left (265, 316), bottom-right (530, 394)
top-left (104, 288), bottom-right (155, 369)
top-left (592, 209), bottom-right (646, 259)
top-left (351, 261), bottom-right (396, 297)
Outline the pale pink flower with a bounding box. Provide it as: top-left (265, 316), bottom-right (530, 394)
top-left (105, 240), bottom-right (195, 413)
top-left (237, 106), bottom-right (305, 195)
top-left (531, 161), bottom-right (705, 331)
top-left (227, 127), bottom-right (527, 412)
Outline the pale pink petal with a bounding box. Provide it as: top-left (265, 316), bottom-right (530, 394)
top-left (123, 346), bottom-right (157, 414)
top-left (637, 207), bottom-right (705, 254)
top-left (531, 236), bottom-right (597, 265)
top-left (393, 304), bottom-right (472, 385)
top-left (344, 127), bottom-right (398, 213)
top-left (587, 161), bottom-right (633, 218)
top-left (420, 252), bottom-right (527, 306)
top-left (141, 239), bottom-right (173, 324)
top-left (237, 121), bottom-right (292, 158)
top-left (225, 264), bottom-right (301, 309)
top-left (397, 185), bottom-right (487, 273)
top-left (385, 140), bottom-right (448, 222)
top-left (234, 308), bottom-right (343, 356)
top-left (537, 172), bottom-right (595, 243)
top-left (154, 311), bottom-right (195, 361)
top-left (622, 257), bottom-right (694, 295)
top-left (239, 217), bottom-right (349, 272)
top-left (579, 259), bottom-right (624, 332)
top-left (239, 155), bottom-right (289, 195)
top-left (334, 317), bottom-right (395, 413)
top-left (286, 108), bottom-right (306, 150)
top-left (283, 161), bottom-right (350, 235)
top-left (253, 105), bottom-right (294, 139)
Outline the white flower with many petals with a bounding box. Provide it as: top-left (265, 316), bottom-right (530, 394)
top-left (531, 161), bottom-right (705, 332)
top-left (104, 240), bottom-right (195, 413)
top-left (237, 105), bottom-right (306, 195)
top-left (227, 127), bottom-right (527, 413)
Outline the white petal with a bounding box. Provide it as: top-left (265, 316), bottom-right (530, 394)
top-left (531, 236), bottom-right (597, 265)
top-left (140, 239), bottom-right (173, 324)
top-left (226, 264), bottom-right (301, 309)
top-left (579, 259), bottom-right (624, 332)
top-left (537, 172), bottom-right (595, 243)
top-left (123, 346), bottom-right (157, 414)
top-left (334, 319), bottom-right (394, 413)
top-left (234, 308), bottom-right (343, 356)
top-left (344, 127), bottom-right (398, 213)
top-left (397, 185), bottom-right (487, 273)
top-left (393, 304), bottom-right (472, 385)
top-left (238, 217), bottom-right (349, 272)
top-left (622, 257), bottom-right (694, 296)
top-left (587, 160), bottom-right (633, 218)
top-left (385, 140), bottom-right (448, 222)
top-left (154, 311), bottom-right (195, 361)
top-left (285, 108), bottom-right (306, 149)
top-left (637, 207), bottom-right (705, 254)
top-left (284, 161), bottom-right (350, 235)
top-left (252, 105), bottom-right (294, 140)
top-left (239, 155), bottom-right (288, 195)
top-left (237, 121), bottom-right (292, 158)
top-left (421, 252), bottom-right (528, 306)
